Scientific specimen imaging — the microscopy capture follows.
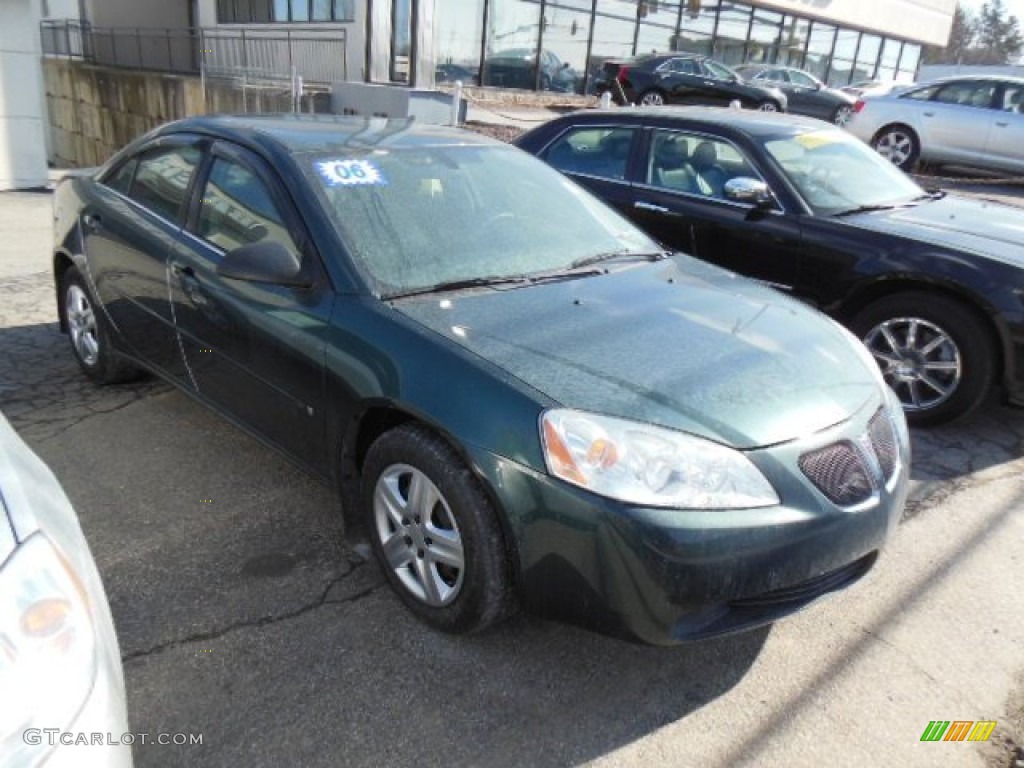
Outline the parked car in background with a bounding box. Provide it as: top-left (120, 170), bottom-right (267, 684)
top-left (734, 64), bottom-right (857, 125)
top-left (847, 76), bottom-right (1024, 172)
top-left (518, 106), bottom-right (1024, 425)
top-left (841, 80), bottom-right (912, 98)
top-left (482, 48), bottom-right (579, 92)
top-left (435, 62), bottom-right (480, 86)
top-left (53, 115), bottom-right (909, 645)
top-left (595, 53), bottom-right (787, 111)
top-left (0, 414), bottom-right (131, 767)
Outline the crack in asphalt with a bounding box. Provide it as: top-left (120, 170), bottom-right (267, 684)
top-left (120, 564), bottom-right (386, 664)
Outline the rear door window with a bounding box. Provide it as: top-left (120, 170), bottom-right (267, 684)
top-left (543, 127), bottom-right (637, 180)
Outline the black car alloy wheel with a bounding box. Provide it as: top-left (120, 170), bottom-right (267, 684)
top-left (362, 424), bottom-right (516, 633)
top-left (852, 292), bottom-right (994, 426)
top-left (61, 266), bottom-right (140, 385)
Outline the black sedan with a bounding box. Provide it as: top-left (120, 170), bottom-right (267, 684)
top-left (52, 115), bottom-right (908, 645)
top-left (518, 107), bottom-right (1024, 426)
top-left (734, 64), bottom-right (856, 125)
top-left (596, 53), bottom-right (787, 111)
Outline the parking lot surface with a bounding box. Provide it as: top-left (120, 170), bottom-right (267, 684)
top-left (1, 188), bottom-right (1022, 767)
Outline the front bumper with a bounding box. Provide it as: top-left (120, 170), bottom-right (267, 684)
top-left (471, 395), bottom-right (909, 646)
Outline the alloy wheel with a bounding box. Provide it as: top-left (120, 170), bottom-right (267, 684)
top-left (758, 101), bottom-right (778, 112)
top-left (874, 129), bottom-right (914, 167)
top-left (640, 91), bottom-right (665, 106)
top-left (373, 464), bottom-right (465, 607)
top-left (862, 317), bottom-right (962, 412)
top-left (833, 105), bottom-right (853, 126)
top-left (66, 284), bottom-right (100, 366)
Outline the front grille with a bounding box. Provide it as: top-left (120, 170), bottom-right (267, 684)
top-left (868, 408), bottom-right (897, 481)
top-left (798, 441), bottom-right (873, 507)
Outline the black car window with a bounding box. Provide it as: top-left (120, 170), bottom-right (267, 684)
top-left (932, 81), bottom-right (997, 109)
top-left (103, 157), bottom-right (138, 195)
top-left (702, 60), bottom-right (735, 80)
top-left (128, 146), bottom-right (200, 223)
top-left (646, 130), bottom-right (763, 200)
top-left (543, 127), bottom-right (637, 181)
top-left (763, 68), bottom-right (789, 83)
top-left (197, 157), bottom-right (299, 254)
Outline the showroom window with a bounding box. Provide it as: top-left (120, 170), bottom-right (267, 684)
top-left (218, 0), bottom-right (354, 23)
top-left (434, 0), bottom-right (486, 86)
top-left (746, 6), bottom-right (783, 64)
top-left (804, 21), bottom-right (836, 82)
top-left (713, 3), bottom-right (751, 65)
top-left (876, 38), bottom-right (902, 82)
top-left (779, 16), bottom-right (809, 68)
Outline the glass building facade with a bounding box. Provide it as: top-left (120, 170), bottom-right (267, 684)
top-left (432, 0), bottom-right (924, 93)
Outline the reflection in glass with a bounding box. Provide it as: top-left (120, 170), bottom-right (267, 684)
top-left (854, 33), bottom-right (881, 83)
top-left (636, 1), bottom-right (681, 56)
top-left (542, 0), bottom-right (592, 93)
top-left (291, 0), bottom-right (310, 21)
top-left (747, 7), bottom-right (783, 64)
top-left (675, 2), bottom-right (714, 55)
top-left (714, 4), bottom-right (752, 65)
top-left (779, 16), bottom-right (809, 67)
top-left (391, 0), bottom-right (411, 82)
top-left (435, 0), bottom-right (485, 85)
top-left (588, 1), bottom-right (635, 89)
top-left (877, 38), bottom-right (901, 83)
top-left (804, 21), bottom-right (836, 82)
top-left (484, 0), bottom-right (542, 89)
top-left (898, 43), bottom-right (921, 81)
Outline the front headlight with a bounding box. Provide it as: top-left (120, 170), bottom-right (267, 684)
top-left (540, 409), bottom-right (779, 509)
top-left (0, 533), bottom-right (97, 767)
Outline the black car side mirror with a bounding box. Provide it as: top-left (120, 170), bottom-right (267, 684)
top-left (724, 177), bottom-right (773, 207)
top-left (217, 240), bottom-right (311, 287)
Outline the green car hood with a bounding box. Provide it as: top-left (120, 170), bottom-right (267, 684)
top-left (394, 257), bottom-right (879, 449)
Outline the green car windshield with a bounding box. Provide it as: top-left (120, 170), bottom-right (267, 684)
top-left (305, 144), bottom-right (658, 297)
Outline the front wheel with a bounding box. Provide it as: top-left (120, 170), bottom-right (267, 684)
top-left (851, 292), bottom-right (995, 426)
top-left (362, 424), bottom-right (516, 633)
top-left (757, 100), bottom-right (781, 112)
top-left (61, 267), bottom-right (141, 385)
top-left (871, 124), bottom-right (920, 171)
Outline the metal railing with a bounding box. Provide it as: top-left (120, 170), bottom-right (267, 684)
top-left (40, 20), bottom-right (348, 86)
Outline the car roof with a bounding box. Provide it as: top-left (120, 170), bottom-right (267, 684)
top-left (560, 106), bottom-right (831, 136)
top-left (912, 74), bottom-right (1024, 86)
top-left (155, 114), bottom-right (504, 154)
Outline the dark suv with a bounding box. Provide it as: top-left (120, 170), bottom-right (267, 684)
top-left (596, 53), bottom-right (787, 111)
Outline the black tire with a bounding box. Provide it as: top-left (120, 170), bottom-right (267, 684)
top-left (60, 267), bottom-right (141, 385)
top-left (871, 124), bottom-right (920, 171)
top-left (757, 100), bottom-right (782, 112)
top-left (638, 88), bottom-right (667, 106)
top-left (850, 292), bottom-right (995, 427)
top-left (361, 424), bottom-right (516, 633)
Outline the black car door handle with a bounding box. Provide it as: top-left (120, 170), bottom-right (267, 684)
top-left (82, 213), bottom-right (102, 230)
top-left (635, 201), bottom-right (670, 213)
top-left (171, 262), bottom-right (195, 278)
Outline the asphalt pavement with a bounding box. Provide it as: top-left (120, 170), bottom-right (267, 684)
top-left (1, 187), bottom-right (1022, 768)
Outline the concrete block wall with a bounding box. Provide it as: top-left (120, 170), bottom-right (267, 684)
top-left (43, 58), bottom-right (205, 168)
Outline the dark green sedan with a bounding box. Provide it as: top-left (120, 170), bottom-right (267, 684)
top-left (52, 115), bottom-right (909, 645)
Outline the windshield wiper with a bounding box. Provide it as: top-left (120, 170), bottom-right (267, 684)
top-left (569, 250), bottom-right (669, 270)
top-left (913, 189), bottom-right (946, 202)
top-left (832, 203), bottom-right (906, 218)
top-left (386, 275), bottom-right (528, 299)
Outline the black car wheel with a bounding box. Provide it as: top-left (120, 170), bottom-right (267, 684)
top-left (871, 124), bottom-right (920, 171)
top-left (362, 424), bottom-right (516, 633)
top-left (61, 267), bottom-right (141, 385)
top-left (639, 89), bottom-right (667, 106)
top-left (757, 100), bottom-right (780, 112)
top-left (832, 105), bottom-right (853, 126)
top-left (852, 292), bottom-right (994, 426)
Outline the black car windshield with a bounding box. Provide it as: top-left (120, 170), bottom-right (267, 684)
top-left (760, 128), bottom-right (924, 215)
top-left (305, 144), bottom-right (658, 296)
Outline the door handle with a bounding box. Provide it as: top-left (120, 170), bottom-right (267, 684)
top-left (171, 262), bottom-right (195, 278)
top-left (82, 213), bottom-right (102, 230)
top-left (635, 201), bottom-right (670, 213)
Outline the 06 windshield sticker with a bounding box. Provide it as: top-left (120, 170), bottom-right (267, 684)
top-left (315, 158), bottom-right (387, 187)
top-left (794, 131), bottom-right (842, 150)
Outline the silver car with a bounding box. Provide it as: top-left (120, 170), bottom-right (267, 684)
top-left (846, 76), bottom-right (1024, 173)
top-left (0, 414), bottom-right (131, 767)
